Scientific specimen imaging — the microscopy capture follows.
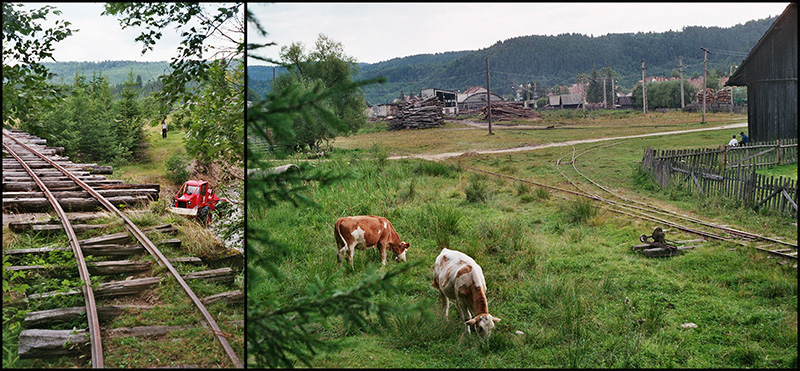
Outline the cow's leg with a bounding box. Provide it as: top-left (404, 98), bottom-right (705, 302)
top-left (347, 243), bottom-right (356, 268)
top-left (456, 296), bottom-right (472, 334)
top-left (438, 291), bottom-right (450, 318)
top-left (379, 245), bottom-right (387, 266)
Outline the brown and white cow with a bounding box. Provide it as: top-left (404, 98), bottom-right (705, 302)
top-left (334, 215), bottom-right (409, 267)
top-left (432, 248), bottom-right (501, 338)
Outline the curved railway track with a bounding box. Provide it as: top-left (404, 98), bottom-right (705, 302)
top-left (3, 129), bottom-right (243, 368)
top-left (460, 138), bottom-right (796, 262)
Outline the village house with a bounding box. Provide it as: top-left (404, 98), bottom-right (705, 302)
top-left (420, 88), bottom-right (459, 115)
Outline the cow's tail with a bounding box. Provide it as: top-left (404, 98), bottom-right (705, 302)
top-left (335, 220), bottom-right (347, 249)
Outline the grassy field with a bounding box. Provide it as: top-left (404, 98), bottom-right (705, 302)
top-left (249, 110), bottom-right (797, 368)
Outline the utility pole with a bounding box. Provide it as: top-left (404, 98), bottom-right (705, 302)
top-left (602, 76), bottom-right (607, 109)
top-left (701, 47), bottom-right (710, 123)
top-left (676, 56), bottom-right (685, 109)
top-left (611, 78), bottom-right (615, 109)
top-left (728, 65), bottom-right (734, 112)
top-left (641, 60), bottom-right (647, 114)
top-left (273, 67), bottom-right (276, 82)
top-left (486, 57), bottom-right (493, 135)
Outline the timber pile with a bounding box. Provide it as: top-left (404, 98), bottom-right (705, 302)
top-left (716, 88), bottom-right (732, 103)
top-left (696, 88), bottom-right (716, 104)
top-left (481, 102), bottom-right (541, 121)
top-left (388, 96), bottom-right (444, 130)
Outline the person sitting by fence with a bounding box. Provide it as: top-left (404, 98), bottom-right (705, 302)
top-left (728, 135), bottom-right (738, 146)
top-left (739, 132), bottom-right (749, 145)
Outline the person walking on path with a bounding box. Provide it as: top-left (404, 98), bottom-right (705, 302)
top-left (728, 135), bottom-right (738, 146)
top-left (161, 121), bottom-right (168, 139)
top-left (739, 131), bottom-right (749, 145)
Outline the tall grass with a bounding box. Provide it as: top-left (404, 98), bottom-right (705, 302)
top-left (249, 153), bottom-right (798, 369)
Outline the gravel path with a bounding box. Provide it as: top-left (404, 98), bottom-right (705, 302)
top-left (388, 122), bottom-right (747, 161)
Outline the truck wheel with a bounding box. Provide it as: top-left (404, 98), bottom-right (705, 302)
top-left (198, 206), bottom-right (211, 227)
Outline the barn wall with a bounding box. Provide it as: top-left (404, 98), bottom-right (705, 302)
top-left (743, 4), bottom-right (798, 142)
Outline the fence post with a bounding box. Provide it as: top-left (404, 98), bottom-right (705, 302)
top-left (776, 139), bottom-right (781, 165)
top-left (719, 145), bottom-right (727, 169)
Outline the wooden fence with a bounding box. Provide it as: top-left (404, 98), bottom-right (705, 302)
top-left (650, 138), bottom-right (797, 171)
top-left (641, 146), bottom-right (798, 217)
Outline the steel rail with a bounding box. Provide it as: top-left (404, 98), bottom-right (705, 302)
top-left (3, 131), bottom-right (243, 368)
top-left (464, 165), bottom-right (744, 244)
top-left (2, 139), bottom-right (104, 368)
top-left (569, 142), bottom-right (797, 249)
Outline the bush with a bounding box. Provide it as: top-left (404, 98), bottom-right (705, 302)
top-left (165, 153), bottom-right (191, 185)
top-left (465, 174), bottom-right (489, 203)
top-left (562, 198), bottom-right (597, 225)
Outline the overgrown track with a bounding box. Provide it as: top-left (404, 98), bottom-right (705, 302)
top-left (459, 141), bottom-right (796, 262)
top-left (2, 130), bottom-right (244, 368)
top-left (550, 139), bottom-right (796, 260)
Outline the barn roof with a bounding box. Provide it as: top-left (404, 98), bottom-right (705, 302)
top-left (727, 3), bottom-right (797, 86)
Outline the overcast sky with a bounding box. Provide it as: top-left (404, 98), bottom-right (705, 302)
top-left (12, 2), bottom-right (240, 63)
top-left (248, 2), bottom-right (791, 65)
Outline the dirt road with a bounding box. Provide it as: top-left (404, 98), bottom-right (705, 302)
top-left (388, 122), bottom-right (747, 161)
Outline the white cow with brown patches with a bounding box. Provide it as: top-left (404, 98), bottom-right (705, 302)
top-left (334, 215), bottom-right (409, 267)
top-left (432, 248), bottom-right (501, 338)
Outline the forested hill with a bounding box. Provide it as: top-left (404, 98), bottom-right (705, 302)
top-left (249, 15), bottom-right (775, 105)
top-left (42, 60), bottom-right (172, 86)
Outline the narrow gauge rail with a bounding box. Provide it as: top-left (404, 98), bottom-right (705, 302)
top-left (542, 139), bottom-right (797, 260)
top-left (566, 141), bottom-right (797, 257)
top-left (3, 138), bottom-right (104, 367)
top-left (3, 130), bottom-right (244, 368)
top-left (460, 142), bottom-right (795, 261)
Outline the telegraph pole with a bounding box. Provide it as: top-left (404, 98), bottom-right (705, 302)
top-left (486, 57), bottom-right (493, 135)
top-left (602, 76), bottom-right (607, 109)
top-left (676, 56), bottom-right (685, 108)
top-left (611, 78), bottom-right (615, 109)
top-left (641, 60), bottom-right (647, 114)
top-left (728, 65), bottom-right (734, 112)
top-left (701, 47), bottom-right (710, 123)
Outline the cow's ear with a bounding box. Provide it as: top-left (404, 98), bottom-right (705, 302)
top-left (402, 241), bottom-right (410, 249)
top-left (465, 317), bottom-right (478, 325)
top-left (492, 317), bottom-right (501, 323)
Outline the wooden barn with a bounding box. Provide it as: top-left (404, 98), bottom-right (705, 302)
top-left (725, 3), bottom-right (797, 142)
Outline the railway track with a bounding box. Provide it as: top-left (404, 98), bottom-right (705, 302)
top-left (459, 139), bottom-right (796, 264)
top-left (3, 129), bottom-right (244, 368)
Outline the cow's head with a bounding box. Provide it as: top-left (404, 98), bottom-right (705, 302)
top-left (392, 241), bottom-right (410, 262)
top-left (465, 313), bottom-right (501, 338)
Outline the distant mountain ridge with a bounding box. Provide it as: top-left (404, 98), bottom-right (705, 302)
top-left (42, 60), bottom-right (172, 86)
top-left (248, 15), bottom-right (777, 105)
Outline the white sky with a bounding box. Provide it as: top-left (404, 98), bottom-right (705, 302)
top-left (247, 2), bottom-right (791, 65)
top-left (11, 2), bottom-right (241, 63)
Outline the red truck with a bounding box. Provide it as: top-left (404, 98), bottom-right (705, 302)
top-left (168, 180), bottom-right (226, 226)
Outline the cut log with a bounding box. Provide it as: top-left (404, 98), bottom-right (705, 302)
top-left (27, 277), bottom-right (162, 300)
top-left (17, 329), bottom-right (88, 358)
top-left (641, 245), bottom-right (695, 258)
top-left (201, 290), bottom-right (243, 305)
top-left (3, 236), bottom-right (179, 258)
top-left (24, 305), bottom-right (154, 327)
top-left (3, 195), bottom-right (152, 212)
top-left (2, 188), bottom-right (159, 201)
top-left (79, 224), bottom-right (178, 246)
top-left (183, 268), bottom-right (234, 285)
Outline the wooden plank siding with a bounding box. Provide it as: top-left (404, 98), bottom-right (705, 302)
top-left (726, 3), bottom-right (798, 142)
top-left (641, 142), bottom-right (798, 217)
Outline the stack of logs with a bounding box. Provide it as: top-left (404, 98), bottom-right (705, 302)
top-left (481, 102), bottom-right (541, 121)
top-left (715, 88), bottom-right (732, 104)
top-left (696, 88), bottom-right (716, 104)
top-left (388, 96), bottom-right (444, 130)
